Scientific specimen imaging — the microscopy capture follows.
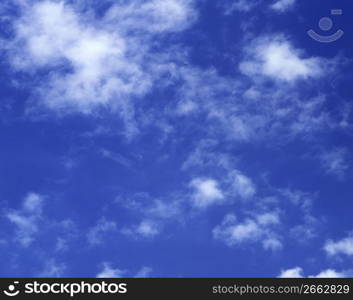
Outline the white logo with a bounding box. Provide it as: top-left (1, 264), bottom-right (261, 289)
top-left (3, 282), bottom-right (20, 297)
top-left (308, 9), bottom-right (344, 43)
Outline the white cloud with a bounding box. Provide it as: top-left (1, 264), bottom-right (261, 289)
top-left (319, 148), bottom-right (348, 179)
top-left (122, 220), bottom-right (160, 238)
top-left (231, 172), bottom-right (256, 199)
top-left (213, 212), bottom-right (281, 250)
top-left (23, 193), bottom-right (44, 213)
top-left (96, 263), bottom-right (125, 278)
top-left (240, 36), bottom-right (323, 81)
top-left (100, 149), bottom-right (132, 169)
top-left (6, 193), bottom-right (45, 246)
top-left (278, 267), bottom-right (303, 278)
top-left (279, 267), bottom-right (350, 278)
top-left (271, 0), bottom-right (295, 13)
top-left (134, 267), bottom-right (153, 278)
top-left (263, 237), bottom-right (283, 251)
top-left (136, 220), bottom-right (160, 237)
top-left (97, 263), bottom-right (153, 278)
top-left (224, 0), bottom-right (260, 14)
top-left (312, 269), bottom-right (347, 278)
top-left (12, 1), bottom-right (146, 113)
top-left (87, 217), bottom-right (117, 246)
top-left (38, 259), bottom-right (66, 277)
top-left (325, 236), bottom-right (353, 256)
top-left (8, 0), bottom-right (197, 136)
top-left (105, 0), bottom-right (197, 33)
top-left (190, 178), bottom-right (224, 208)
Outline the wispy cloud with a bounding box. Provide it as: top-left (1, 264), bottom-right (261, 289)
top-left (87, 217), bottom-right (117, 246)
top-left (319, 148), bottom-right (349, 179)
top-left (96, 263), bottom-right (126, 278)
top-left (213, 212), bottom-right (282, 250)
top-left (37, 259), bottom-right (66, 278)
top-left (325, 236), bottom-right (353, 256)
top-left (6, 193), bottom-right (45, 246)
top-left (96, 263), bottom-right (153, 278)
top-left (270, 0), bottom-right (296, 13)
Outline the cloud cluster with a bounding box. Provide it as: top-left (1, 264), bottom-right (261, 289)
top-left (213, 212), bottom-right (282, 251)
top-left (7, 0), bottom-right (197, 136)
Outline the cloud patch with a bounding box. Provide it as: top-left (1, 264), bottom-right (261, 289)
top-left (325, 236), bottom-right (353, 256)
top-left (213, 212), bottom-right (282, 250)
top-left (278, 267), bottom-right (351, 278)
top-left (240, 36), bottom-right (323, 81)
top-left (190, 178), bottom-right (224, 208)
top-left (271, 0), bottom-right (296, 13)
top-left (6, 193), bottom-right (45, 246)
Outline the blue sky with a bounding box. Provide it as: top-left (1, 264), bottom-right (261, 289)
top-left (0, 0), bottom-right (353, 278)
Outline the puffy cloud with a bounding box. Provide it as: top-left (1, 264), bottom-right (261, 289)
top-left (271, 0), bottom-right (296, 13)
top-left (12, 1), bottom-right (145, 113)
top-left (136, 220), bottom-right (160, 237)
top-left (6, 193), bottom-right (45, 246)
top-left (96, 263), bottom-right (125, 278)
top-left (240, 37), bottom-right (322, 82)
top-left (278, 267), bottom-right (303, 278)
top-left (279, 267), bottom-right (350, 278)
top-left (7, 0), bottom-right (197, 136)
top-left (312, 269), bottom-right (348, 278)
top-left (190, 178), bottom-right (224, 208)
top-left (324, 236), bottom-right (353, 256)
top-left (213, 212), bottom-right (282, 250)
top-left (87, 217), bottom-right (117, 246)
top-left (240, 36), bottom-right (323, 81)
